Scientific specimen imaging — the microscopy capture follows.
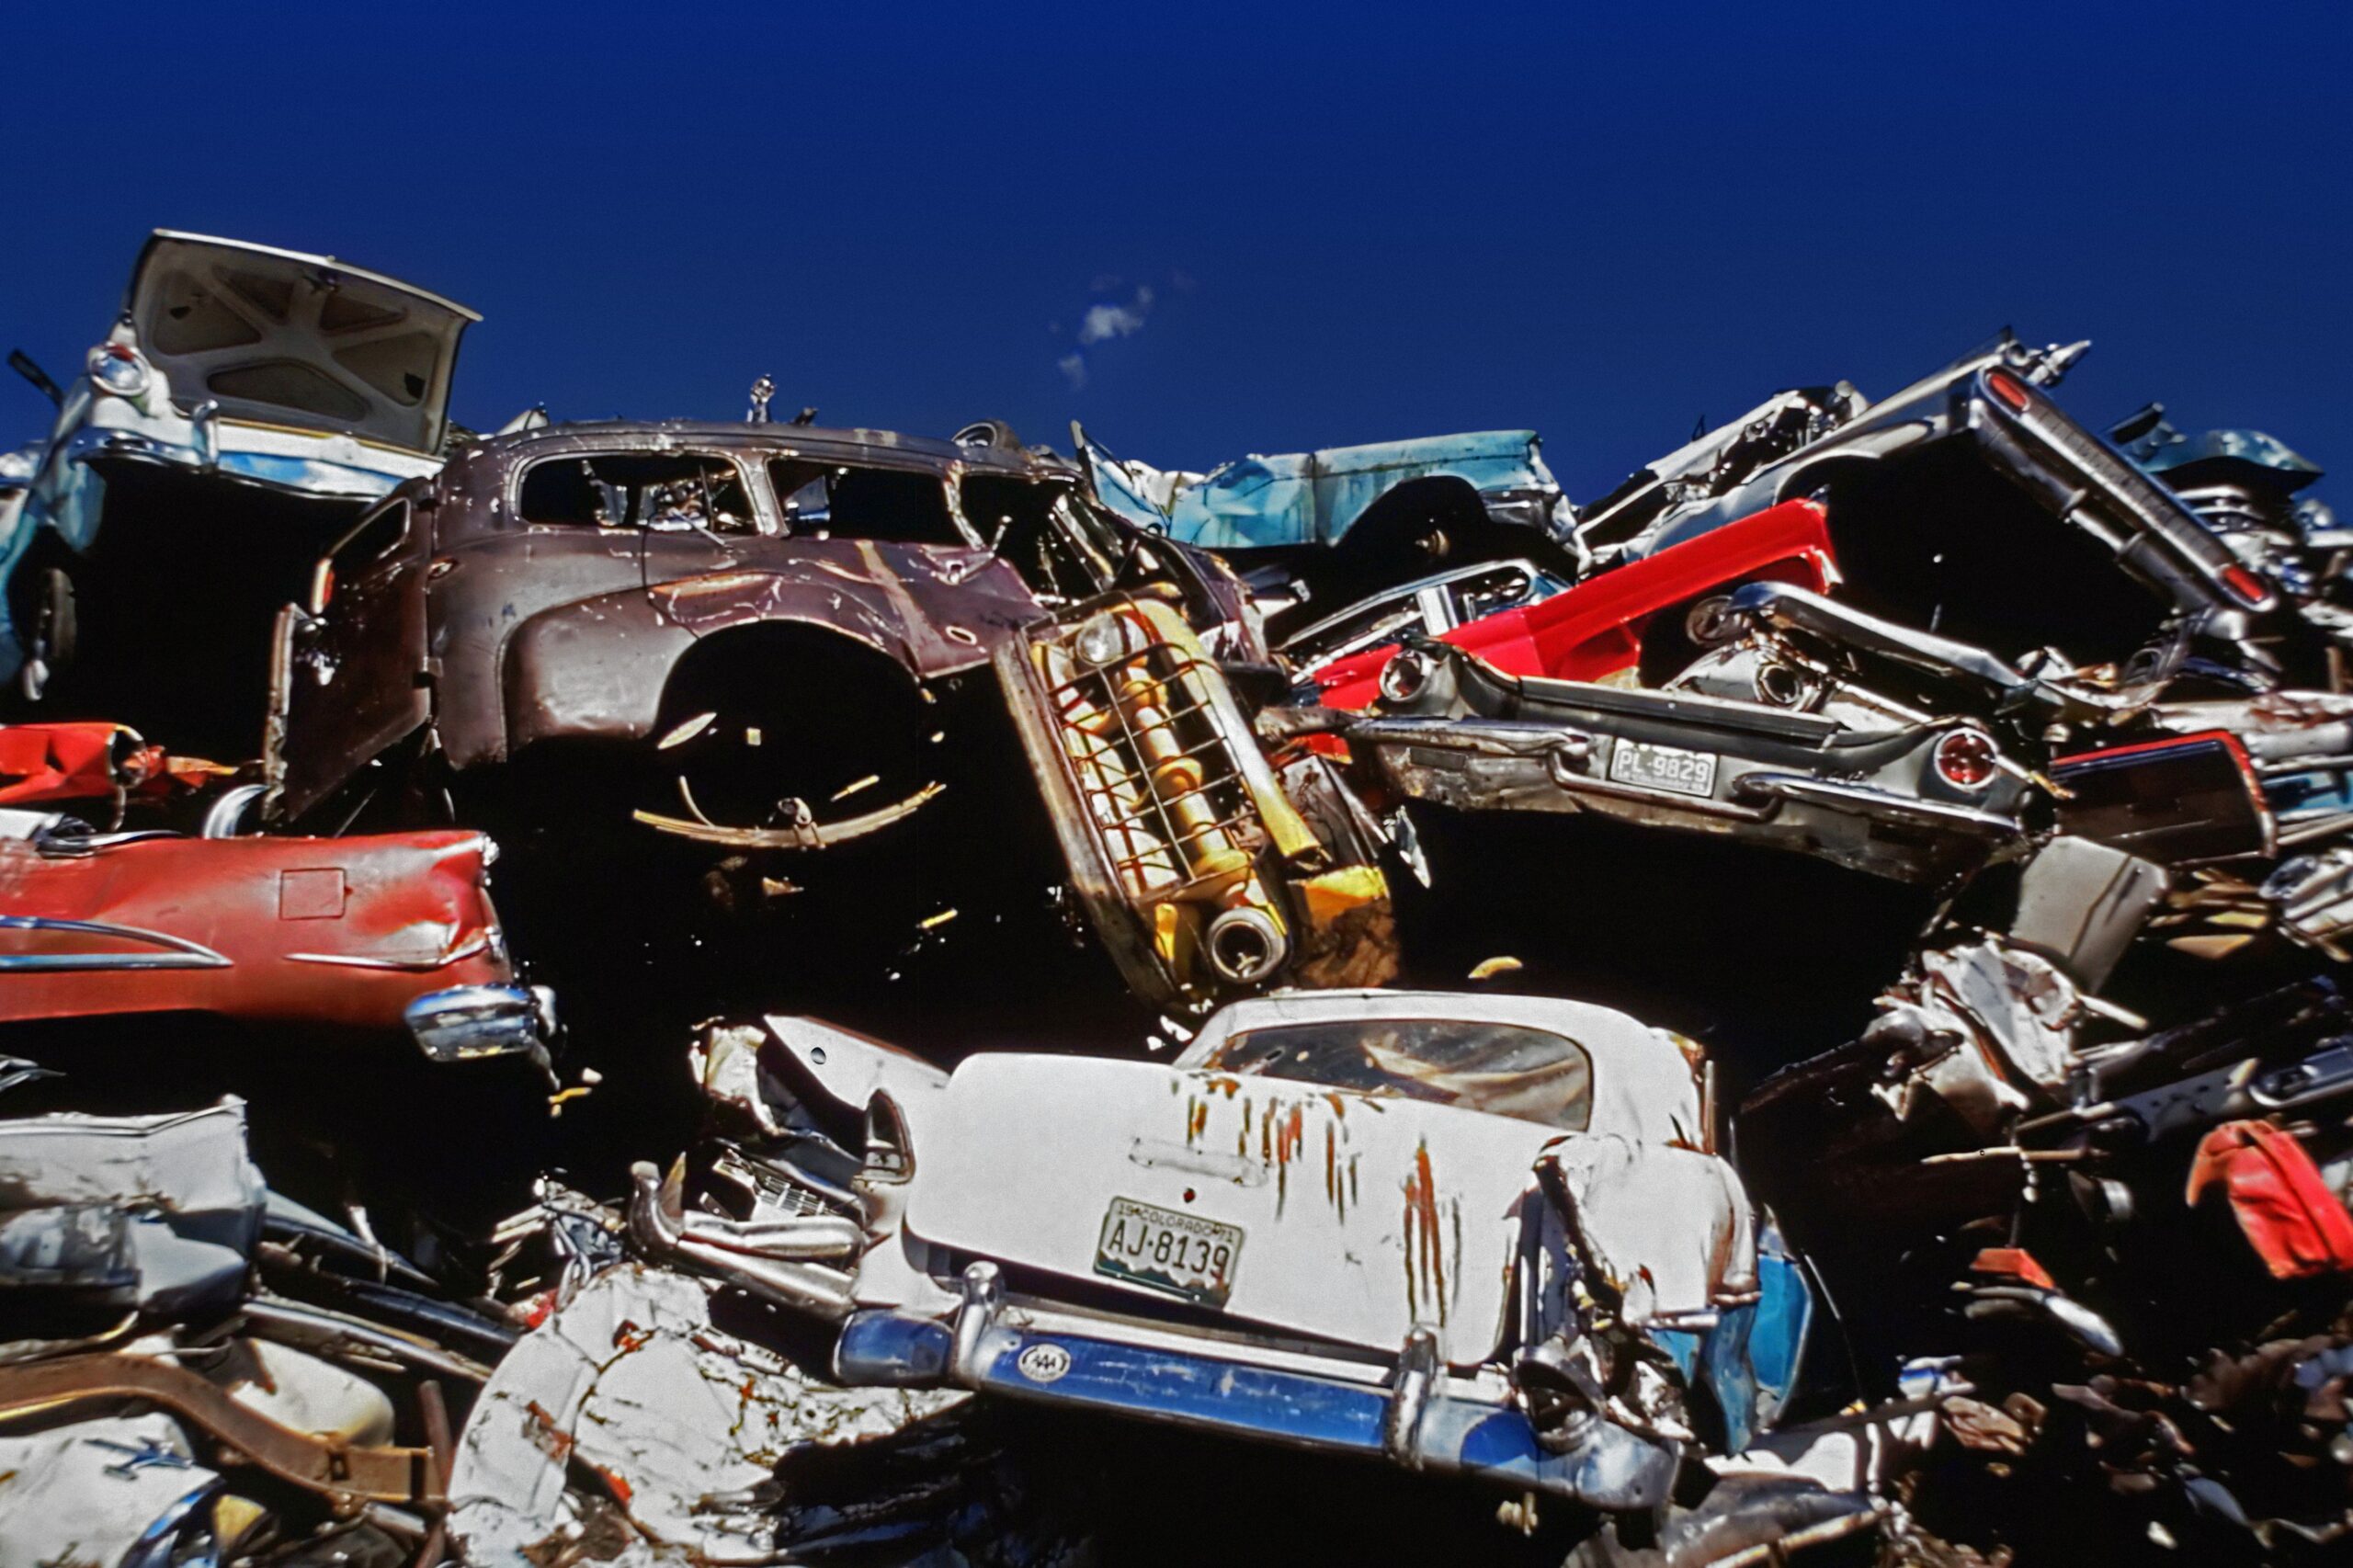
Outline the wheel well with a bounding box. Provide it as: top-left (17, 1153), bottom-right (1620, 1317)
top-left (1338, 476), bottom-right (1490, 554)
top-left (656, 621), bottom-right (925, 719)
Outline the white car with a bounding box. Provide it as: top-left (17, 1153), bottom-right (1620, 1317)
top-left (457, 989), bottom-right (1821, 1562)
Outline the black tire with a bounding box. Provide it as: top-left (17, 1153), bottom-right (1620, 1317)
top-left (950, 419), bottom-right (1024, 451)
top-left (16, 564), bottom-right (75, 701)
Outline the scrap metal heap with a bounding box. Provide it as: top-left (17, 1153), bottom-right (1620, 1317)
top-left (0, 237), bottom-right (2349, 1564)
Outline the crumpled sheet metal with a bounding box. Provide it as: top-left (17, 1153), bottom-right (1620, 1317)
top-left (1872, 941), bottom-right (2082, 1132)
top-left (0, 1409), bottom-right (218, 1567)
top-left (0, 1098), bottom-right (264, 1316)
top-left (1086, 429), bottom-right (1562, 551)
top-left (2264, 846), bottom-right (2353, 959)
top-left (1544, 1136), bottom-right (1760, 1322)
top-left (452, 1262), bottom-right (962, 1567)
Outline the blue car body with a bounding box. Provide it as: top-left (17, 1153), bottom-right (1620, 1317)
top-left (1081, 427), bottom-right (1570, 554)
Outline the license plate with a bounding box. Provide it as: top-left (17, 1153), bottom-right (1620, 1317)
top-left (1608, 740), bottom-right (1719, 798)
top-left (1094, 1198), bottom-right (1242, 1308)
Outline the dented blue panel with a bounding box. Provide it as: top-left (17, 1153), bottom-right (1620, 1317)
top-left (1086, 430), bottom-right (1562, 553)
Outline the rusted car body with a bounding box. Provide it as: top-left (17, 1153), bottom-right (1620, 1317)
top-left (0, 819), bottom-right (547, 1058)
top-left (264, 421), bottom-right (1264, 821)
top-left (264, 420), bottom-right (1387, 1010)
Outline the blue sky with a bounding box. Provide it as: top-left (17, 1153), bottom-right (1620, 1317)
top-left (3, 0), bottom-right (2346, 500)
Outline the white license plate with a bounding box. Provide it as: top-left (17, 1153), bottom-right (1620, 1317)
top-left (1608, 740), bottom-right (1720, 798)
top-left (1094, 1198), bottom-right (1242, 1308)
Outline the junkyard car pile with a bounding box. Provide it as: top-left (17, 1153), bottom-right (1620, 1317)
top-left (2, 236), bottom-right (2349, 1568)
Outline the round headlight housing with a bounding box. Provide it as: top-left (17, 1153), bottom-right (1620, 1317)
top-left (1073, 611), bottom-right (1134, 667)
top-left (1378, 648), bottom-right (1431, 706)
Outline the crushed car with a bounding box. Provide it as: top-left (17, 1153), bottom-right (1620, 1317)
top-left (1078, 425), bottom-right (1580, 628)
top-left (451, 988), bottom-right (1897, 1564)
top-left (3, 231), bottom-right (494, 752)
top-left (262, 417), bottom-right (1393, 1012)
top-left (0, 811), bottom-right (551, 1068)
top-left (1574, 336), bottom-right (2314, 693)
top-left (0, 1086), bottom-right (529, 1567)
top-left (1301, 496), bottom-right (1841, 710)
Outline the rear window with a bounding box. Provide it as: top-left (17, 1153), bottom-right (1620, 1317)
top-left (1203, 1017), bottom-right (1593, 1131)
top-left (770, 460), bottom-right (961, 544)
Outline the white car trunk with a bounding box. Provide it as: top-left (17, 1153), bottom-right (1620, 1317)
top-left (905, 1054), bottom-right (1568, 1368)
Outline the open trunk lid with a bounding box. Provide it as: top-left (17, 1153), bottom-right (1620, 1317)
top-left (125, 231), bottom-right (478, 454)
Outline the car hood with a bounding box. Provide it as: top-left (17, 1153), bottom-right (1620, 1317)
top-left (124, 231), bottom-right (478, 454)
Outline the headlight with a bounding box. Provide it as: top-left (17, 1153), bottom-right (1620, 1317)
top-left (1378, 648), bottom-right (1430, 705)
top-left (86, 345), bottom-right (150, 399)
top-left (1073, 611), bottom-right (1136, 667)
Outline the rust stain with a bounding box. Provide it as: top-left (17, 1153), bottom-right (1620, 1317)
top-left (1324, 1122), bottom-right (1337, 1210)
top-left (525, 1399), bottom-right (575, 1463)
top-left (1402, 1140), bottom-right (1448, 1327)
top-left (1188, 1097), bottom-right (1208, 1146)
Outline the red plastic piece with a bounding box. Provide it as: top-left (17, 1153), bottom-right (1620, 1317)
top-left (1969, 1247), bottom-right (2056, 1290)
top-left (1313, 498), bottom-right (1841, 711)
top-left (2187, 1120), bottom-right (2353, 1280)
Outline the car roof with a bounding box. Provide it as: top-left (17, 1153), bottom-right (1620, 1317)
top-left (462, 418), bottom-right (1074, 480)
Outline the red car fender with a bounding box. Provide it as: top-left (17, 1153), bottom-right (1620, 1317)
top-left (1313, 498), bottom-right (1839, 711)
top-left (0, 829), bottom-right (515, 1034)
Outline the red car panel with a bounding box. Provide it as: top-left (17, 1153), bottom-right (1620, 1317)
top-left (1312, 499), bottom-right (1839, 710)
top-left (0, 829), bottom-right (515, 1033)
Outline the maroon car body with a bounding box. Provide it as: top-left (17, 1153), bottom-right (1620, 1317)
top-left (263, 420), bottom-right (1251, 832)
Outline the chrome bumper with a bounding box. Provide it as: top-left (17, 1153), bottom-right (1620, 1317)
top-left (833, 1263), bottom-right (1678, 1512)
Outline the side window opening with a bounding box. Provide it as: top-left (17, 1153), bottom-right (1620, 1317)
top-left (1454, 564), bottom-right (1540, 622)
top-left (328, 498), bottom-right (410, 579)
top-left (768, 460), bottom-right (961, 545)
top-left (519, 453), bottom-right (757, 534)
top-left (961, 475), bottom-right (1110, 601)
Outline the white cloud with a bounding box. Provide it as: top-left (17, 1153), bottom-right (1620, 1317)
top-left (1079, 301), bottom-right (1146, 345)
top-left (1056, 278), bottom-right (1168, 388)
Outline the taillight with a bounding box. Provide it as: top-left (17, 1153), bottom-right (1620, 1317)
top-left (2221, 562), bottom-right (2271, 608)
top-left (1933, 727), bottom-right (1998, 790)
top-left (1984, 369), bottom-right (2031, 411)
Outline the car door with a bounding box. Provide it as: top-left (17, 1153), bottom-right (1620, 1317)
top-left (271, 494), bottom-right (431, 821)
